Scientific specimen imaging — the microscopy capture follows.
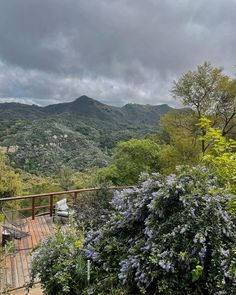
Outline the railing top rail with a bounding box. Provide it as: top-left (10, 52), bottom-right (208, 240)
top-left (0, 186), bottom-right (132, 202)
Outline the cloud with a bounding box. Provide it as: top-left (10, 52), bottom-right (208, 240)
top-left (0, 0), bottom-right (235, 107)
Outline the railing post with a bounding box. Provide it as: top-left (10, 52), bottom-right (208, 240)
top-left (73, 192), bottom-right (77, 204)
top-left (50, 195), bottom-right (54, 217)
top-left (32, 197), bottom-right (35, 220)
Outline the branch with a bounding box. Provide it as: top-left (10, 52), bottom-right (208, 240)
top-left (222, 108), bottom-right (236, 136)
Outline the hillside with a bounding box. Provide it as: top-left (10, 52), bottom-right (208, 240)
top-left (0, 96), bottom-right (173, 174)
top-left (0, 102), bottom-right (46, 121)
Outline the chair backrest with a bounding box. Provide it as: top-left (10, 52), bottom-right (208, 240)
top-left (55, 198), bottom-right (69, 211)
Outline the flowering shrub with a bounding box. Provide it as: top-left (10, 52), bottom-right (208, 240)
top-left (84, 167), bottom-right (236, 294)
top-left (28, 222), bottom-right (87, 295)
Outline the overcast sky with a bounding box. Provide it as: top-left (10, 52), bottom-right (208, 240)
top-left (0, 0), bottom-right (235, 107)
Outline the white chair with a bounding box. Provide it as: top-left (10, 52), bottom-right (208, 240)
top-left (53, 198), bottom-right (74, 223)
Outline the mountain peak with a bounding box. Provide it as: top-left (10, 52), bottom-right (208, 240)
top-left (74, 95), bottom-right (92, 101)
top-left (73, 95), bottom-right (99, 104)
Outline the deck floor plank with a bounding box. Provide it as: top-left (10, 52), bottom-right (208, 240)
top-left (21, 238), bottom-right (31, 283)
top-left (40, 216), bottom-right (50, 237)
top-left (0, 215), bottom-right (55, 292)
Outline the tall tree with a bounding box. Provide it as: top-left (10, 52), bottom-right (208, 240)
top-left (172, 62), bottom-right (236, 153)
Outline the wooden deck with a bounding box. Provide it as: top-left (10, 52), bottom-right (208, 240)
top-left (0, 215), bottom-right (55, 293)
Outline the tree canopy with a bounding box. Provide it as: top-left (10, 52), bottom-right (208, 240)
top-left (172, 62), bottom-right (236, 153)
top-left (98, 139), bottom-right (161, 185)
top-left (172, 62), bottom-right (236, 127)
top-left (0, 152), bottom-right (21, 197)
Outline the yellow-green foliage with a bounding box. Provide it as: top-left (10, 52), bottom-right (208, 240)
top-left (158, 145), bottom-right (179, 175)
top-left (199, 117), bottom-right (236, 214)
top-left (74, 168), bottom-right (99, 189)
top-left (0, 153), bottom-right (21, 198)
top-left (160, 110), bottom-right (201, 165)
top-left (57, 167), bottom-right (75, 191)
top-left (20, 171), bottom-right (62, 195)
top-left (16, 171), bottom-right (62, 216)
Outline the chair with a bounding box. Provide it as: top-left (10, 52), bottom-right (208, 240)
top-left (53, 198), bottom-right (75, 223)
top-left (1, 208), bottom-right (30, 239)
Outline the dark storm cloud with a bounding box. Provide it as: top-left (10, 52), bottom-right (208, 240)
top-left (0, 0), bottom-right (236, 107)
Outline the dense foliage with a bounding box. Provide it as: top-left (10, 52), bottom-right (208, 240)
top-left (160, 109), bottom-right (201, 169)
top-left (98, 139), bottom-right (161, 185)
top-left (172, 62), bottom-right (236, 139)
top-left (0, 152), bottom-right (21, 197)
top-left (199, 117), bottom-right (236, 214)
top-left (85, 167), bottom-right (236, 294)
top-left (73, 186), bottom-right (114, 230)
top-left (29, 223), bottom-right (87, 295)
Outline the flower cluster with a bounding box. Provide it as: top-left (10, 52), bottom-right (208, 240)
top-left (28, 223), bottom-right (87, 295)
top-left (84, 166), bottom-right (236, 295)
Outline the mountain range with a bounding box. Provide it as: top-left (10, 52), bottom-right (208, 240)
top-left (0, 95), bottom-right (172, 124)
top-left (0, 96), bottom-right (173, 175)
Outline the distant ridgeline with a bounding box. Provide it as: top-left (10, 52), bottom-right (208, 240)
top-left (0, 96), bottom-right (173, 175)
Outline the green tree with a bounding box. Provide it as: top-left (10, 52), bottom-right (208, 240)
top-left (172, 62), bottom-right (236, 153)
top-left (0, 153), bottom-right (21, 198)
top-left (158, 145), bottom-right (180, 175)
top-left (160, 109), bottom-right (201, 167)
top-left (98, 139), bottom-right (161, 185)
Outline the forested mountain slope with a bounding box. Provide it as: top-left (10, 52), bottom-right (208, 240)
top-left (0, 96), bottom-right (173, 174)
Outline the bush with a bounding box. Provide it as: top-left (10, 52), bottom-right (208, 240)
top-left (84, 167), bottom-right (236, 294)
top-left (28, 222), bottom-right (87, 295)
top-left (73, 186), bottom-right (114, 230)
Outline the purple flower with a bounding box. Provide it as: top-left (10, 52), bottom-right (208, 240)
top-left (158, 260), bottom-right (174, 272)
top-left (220, 249), bottom-right (230, 257)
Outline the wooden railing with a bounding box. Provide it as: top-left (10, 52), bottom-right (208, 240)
top-left (0, 186), bottom-right (130, 220)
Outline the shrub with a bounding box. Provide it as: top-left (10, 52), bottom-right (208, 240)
top-left (84, 167), bottom-right (236, 294)
top-left (73, 186), bottom-right (114, 230)
top-left (28, 222), bottom-right (87, 295)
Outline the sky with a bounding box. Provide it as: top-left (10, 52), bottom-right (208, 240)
top-left (0, 0), bottom-right (235, 107)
